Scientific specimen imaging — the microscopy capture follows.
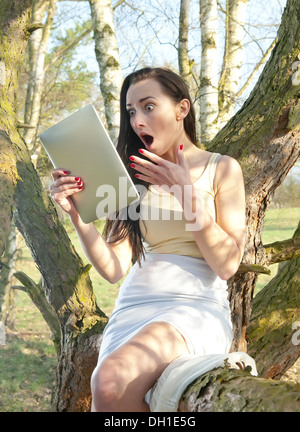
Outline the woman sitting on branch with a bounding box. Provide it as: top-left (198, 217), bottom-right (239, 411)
top-left (49, 67), bottom-right (246, 412)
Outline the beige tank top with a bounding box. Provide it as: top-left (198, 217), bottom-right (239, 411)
top-left (139, 152), bottom-right (221, 258)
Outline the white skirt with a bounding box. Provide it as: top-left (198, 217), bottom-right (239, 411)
top-left (97, 253), bottom-right (233, 364)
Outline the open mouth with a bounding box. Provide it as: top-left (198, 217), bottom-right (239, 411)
top-left (140, 133), bottom-right (154, 147)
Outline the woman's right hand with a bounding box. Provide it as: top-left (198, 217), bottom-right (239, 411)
top-left (49, 168), bottom-right (83, 216)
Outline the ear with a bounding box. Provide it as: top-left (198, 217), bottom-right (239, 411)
top-left (177, 99), bottom-right (190, 120)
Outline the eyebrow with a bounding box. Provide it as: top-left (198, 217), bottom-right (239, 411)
top-left (126, 96), bottom-right (157, 107)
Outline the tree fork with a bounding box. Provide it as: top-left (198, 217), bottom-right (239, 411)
top-left (13, 271), bottom-right (61, 353)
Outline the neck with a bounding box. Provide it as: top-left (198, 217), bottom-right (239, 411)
top-left (162, 133), bottom-right (196, 164)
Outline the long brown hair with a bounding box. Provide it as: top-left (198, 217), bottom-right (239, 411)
top-left (103, 67), bottom-right (197, 264)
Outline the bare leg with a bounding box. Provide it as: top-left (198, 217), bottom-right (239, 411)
top-left (91, 321), bottom-right (190, 412)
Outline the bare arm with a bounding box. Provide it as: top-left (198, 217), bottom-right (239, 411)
top-left (70, 213), bottom-right (133, 284)
top-left (186, 156), bottom-right (246, 280)
top-left (49, 169), bottom-right (133, 284)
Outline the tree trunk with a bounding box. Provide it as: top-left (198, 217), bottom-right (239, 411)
top-left (0, 0), bottom-right (33, 257)
top-left (207, 0), bottom-right (300, 352)
top-left (23, 0), bottom-right (57, 163)
top-left (178, 0), bottom-right (192, 87)
top-left (89, 0), bottom-right (123, 143)
top-left (0, 221), bottom-right (18, 330)
top-left (218, 0), bottom-right (249, 127)
top-left (199, 0), bottom-right (219, 144)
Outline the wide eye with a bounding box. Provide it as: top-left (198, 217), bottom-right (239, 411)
top-left (127, 109), bottom-right (135, 117)
top-left (145, 104), bottom-right (154, 112)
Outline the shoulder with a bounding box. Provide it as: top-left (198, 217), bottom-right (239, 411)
top-left (214, 155), bottom-right (244, 194)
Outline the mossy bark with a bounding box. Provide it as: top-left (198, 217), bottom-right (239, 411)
top-left (0, 0), bottom-right (33, 256)
top-left (179, 367), bottom-right (300, 412)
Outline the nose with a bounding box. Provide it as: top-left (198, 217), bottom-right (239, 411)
top-left (132, 110), bottom-right (146, 130)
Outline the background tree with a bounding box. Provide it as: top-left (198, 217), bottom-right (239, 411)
top-left (88, 0), bottom-right (123, 143)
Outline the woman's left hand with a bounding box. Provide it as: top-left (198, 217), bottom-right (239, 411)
top-left (129, 145), bottom-right (192, 191)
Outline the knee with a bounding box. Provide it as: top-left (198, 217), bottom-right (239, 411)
top-left (90, 361), bottom-right (124, 412)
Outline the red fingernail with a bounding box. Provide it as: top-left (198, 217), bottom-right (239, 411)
top-left (129, 156), bottom-right (135, 161)
top-left (77, 181), bottom-right (82, 186)
top-left (134, 174), bottom-right (140, 178)
top-left (130, 163), bottom-right (135, 168)
top-left (63, 171), bottom-right (70, 175)
top-left (75, 177), bottom-right (80, 181)
top-left (180, 145), bottom-right (183, 150)
top-left (78, 186), bottom-right (83, 190)
top-left (138, 149), bottom-right (144, 154)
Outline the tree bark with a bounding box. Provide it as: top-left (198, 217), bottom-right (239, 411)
top-left (0, 0), bottom-right (33, 257)
top-left (207, 0), bottom-right (300, 352)
top-left (178, 367), bottom-right (300, 412)
top-left (89, 0), bottom-right (123, 144)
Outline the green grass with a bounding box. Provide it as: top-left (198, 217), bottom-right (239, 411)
top-left (0, 293), bottom-right (56, 412)
top-left (0, 207), bottom-right (299, 411)
top-left (255, 207), bottom-right (299, 294)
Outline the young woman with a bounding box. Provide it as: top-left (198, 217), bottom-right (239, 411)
top-left (49, 67), bottom-right (246, 412)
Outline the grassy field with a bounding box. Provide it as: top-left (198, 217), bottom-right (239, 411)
top-left (0, 207), bottom-right (299, 411)
top-left (255, 207), bottom-right (299, 294)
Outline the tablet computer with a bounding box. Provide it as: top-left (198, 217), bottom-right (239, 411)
top-left (40, 104), bottom-right (140, 223)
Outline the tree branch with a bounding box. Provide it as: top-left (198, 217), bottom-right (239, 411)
top-left (237, 263), bottom-right (271, 275)
top-left (179, 366), bottom-right (300, 412)
top-left (26, 22), bottom-right (44, 34)
top-left (13, 271), bottom-right (61, 353)
top-left (264, 236), bottom-right (300, 264)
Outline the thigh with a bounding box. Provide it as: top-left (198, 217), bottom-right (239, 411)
top-left (95, 321), bottom-right (190, 400)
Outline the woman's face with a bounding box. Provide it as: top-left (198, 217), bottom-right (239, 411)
top-left (126, 79), bottom-right (183, 156)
